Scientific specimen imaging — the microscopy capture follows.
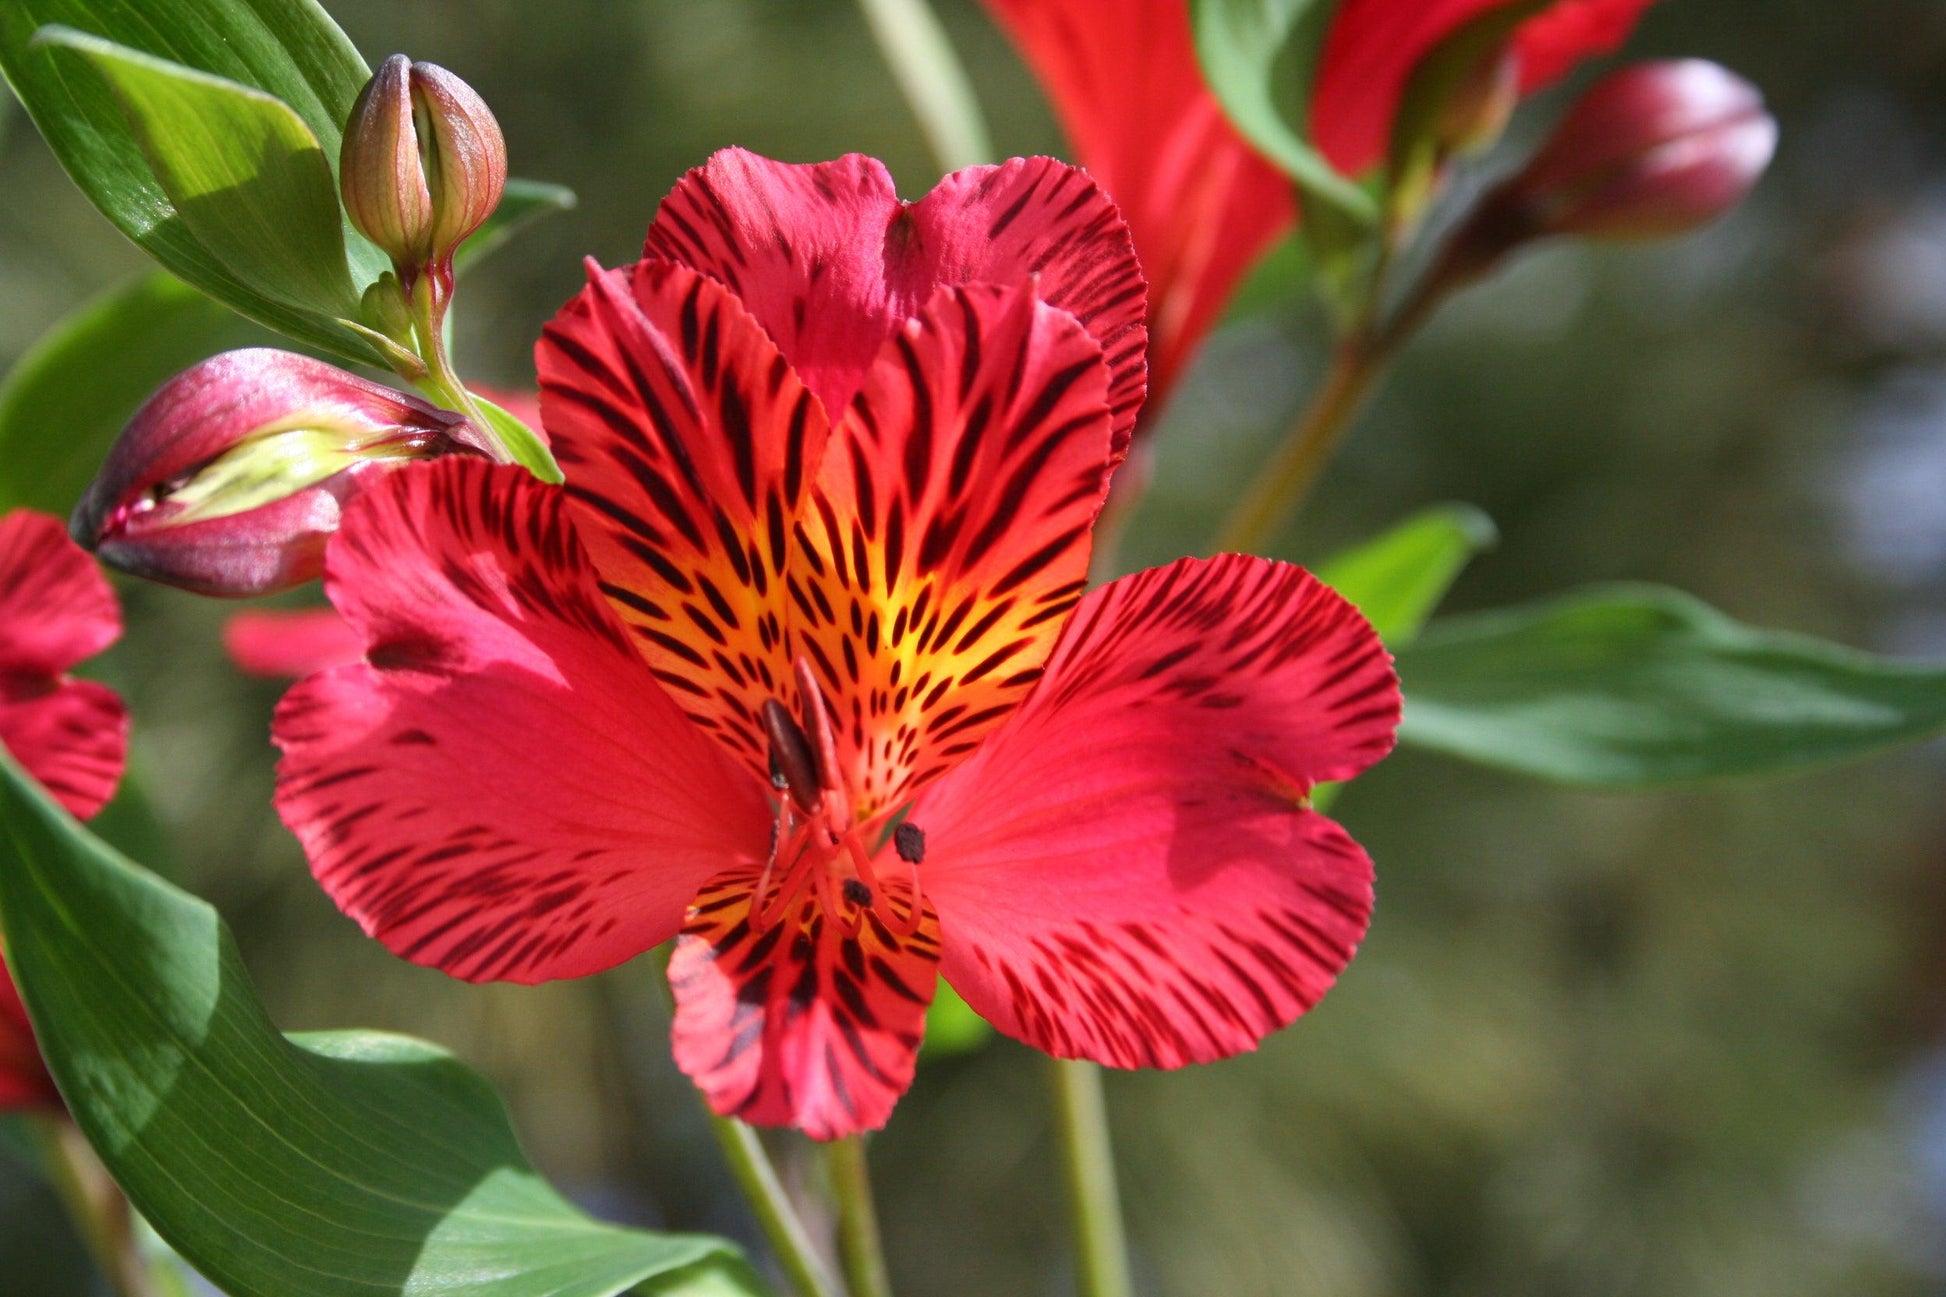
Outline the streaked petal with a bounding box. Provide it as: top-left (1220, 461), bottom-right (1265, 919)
top-left (913, 555), bottom-right (1399, 1068)
top-left (669, 866), bottom-right (940, 1139)
top-left (977, 0), bottom-right (1290, 412)
top-left (273, 458), bottom-right (770, 984)
top-left (224, 608), bottom-right (364, 678)
top-left (0, 965), bottom-right (58, 1111)
top-left (0, 511), bottom-right (119, 675)
top-left (1314, 0), bottom-right (1656, 174)
top-left (0, 677), bottom-right (128, 821)
top-left (642, 149), bottom-right (1148, 448)
top-left (540, 259), bottom-right (826, 778)
top-left (800, 283), bottom-right (1115, 817)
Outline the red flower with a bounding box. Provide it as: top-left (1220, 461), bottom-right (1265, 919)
top-left (272, 150), bottom-right (1399, 1138)
top-left (0, 510), bottom-right (130, 1110)
top-left (978, 0), bottom-right (1655, 416)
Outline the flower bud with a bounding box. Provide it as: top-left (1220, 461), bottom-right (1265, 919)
top-left (72, 350), bottom-right (482, 597)
top-left (1495, 60), bottom-right (1775, 245)
top-left (340, 54), bottom-right (506, 288)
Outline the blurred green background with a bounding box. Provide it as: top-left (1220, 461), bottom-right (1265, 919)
top-left (6, 1), bottom-right (1946, 1293)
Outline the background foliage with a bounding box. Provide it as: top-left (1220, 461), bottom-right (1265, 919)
top-left (5, 1), bottom-right (1946, 1294)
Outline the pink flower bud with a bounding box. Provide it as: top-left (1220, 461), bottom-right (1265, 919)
top-left (72, 350), bottom-right (482, 597)
top-left (341, 54), bottom-right (506, 287)
top-left (1497, 59), bottom-right (1777, 243)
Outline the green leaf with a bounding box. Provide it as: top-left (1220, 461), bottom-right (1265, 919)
top-left (1395, 584), bottom-right (1946, 786)
top-left (39, 30), bottom-right (360, 319)
top-left (0, 272), bottom-right (273, 516)
top-left (475, 391), bottom-right (565, 484)
top-left (1315, 503), bottom-right (1498, 645)
top-left (455, 178), bottom-right (579, 274)
top-left (0, 0), bottom-right (386, 361)
top-left (1190, 0), bottom-right (1377, 227)
top-left (0, 749), bottom-right (768, 1297)
top-left (921, 982), bottom-right (991, 1059)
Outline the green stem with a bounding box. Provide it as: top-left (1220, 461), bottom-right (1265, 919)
top-left (30, 1115), bottom-right (159, 1297)
top-left (853, 0), bottom-right (993, 173)
top-left (705, 1115), bottom-right (843, 1297)
top-left (1049, 1058), bottom-right (1133, 1297)
top-left (826, 1136), bottom-right (895, 1297)
top-left (405, 277), bottom-right (510, 464)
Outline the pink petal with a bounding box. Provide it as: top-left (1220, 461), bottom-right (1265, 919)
top-left (669, 866), bottom-right (939, 1139)
top-left (539, 258), bottom-right (830, 780)
top-left (224, 608), bottom-right (364, 678)
top-left (912, 555), bottom-right (1399, 1068)
top-left (1313, 0), bottom-right (1657, 175)
top-left (273, 458), bottom-right (770, 984)
top-left (977, 0), bottom-right (1290, 415)
top-left (800, 282), bottom-right (1115, 819)
top-left (0, 677), bottom-right (128, 821)
top-left (0, 964), bottom-right (58, 1111)
top-left (0, 511), bottom-right (119, 676)
top-left (641, 149), bottom-right (1148, 451)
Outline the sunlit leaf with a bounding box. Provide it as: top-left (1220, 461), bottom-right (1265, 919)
top-left (1396, 583), bottom-right (1946, 785)
top-left (1190, 0), bottom-right (1376, 227)
top-left (0, 749), bottom-right (769, 1297)
top-left (474, 391), bottom-right (564, 484)
top-left (921, 982), bottom-right (992, 1059)
top-left (0, 273), bottom-right (273, 517)
top-left (455, 178), bottom-right (578, 274)
top-left (1316, 503), bottom-right (1498, 645)
top-left (0, 0), bottom-right (387, 361)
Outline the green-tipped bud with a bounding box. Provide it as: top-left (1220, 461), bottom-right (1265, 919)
top-left (341, 54), bottom-right (506, 291)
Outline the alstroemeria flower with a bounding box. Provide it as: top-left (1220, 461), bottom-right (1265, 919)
top-left (272, 150), bottom-right (1399, 1138)
top-left (978, 0), bottom-right (1655, 418)
top-left (0, 510), bottom-right (131, 1110)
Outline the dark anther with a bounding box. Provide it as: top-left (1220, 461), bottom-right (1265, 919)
top-left (894, 822), bottom-right (926, 864)
top-left (762, 698), bottom-right (822, 811)
top-left (842, 878), bottom-right (874, 907)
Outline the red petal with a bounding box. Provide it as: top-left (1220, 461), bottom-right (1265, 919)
top-left (977, 0), bottom-right (1290, 414)
top-left (273, 459), bottom-right (770, 984)
top-left (0, 511), bottom-right (119, 676)
top-left (641, 149), bottom-right (1148, 450)
top-left (800, 283), bottom-right (1115, 818)
top-left (0, 964), bottom-right (58, 1111)
top-left (0, 678), bottom-right (127, 821)
top-left (224, 608), bottom-right (364, 678)
top-left (669, 867), bottom-right (940, 1139)
top-left (1314, 0), bottom-right (1657, 174)
top-left (912, 555), bottom-right (1398, 1068)
top-left (540, 259), bottom-right (829, 779)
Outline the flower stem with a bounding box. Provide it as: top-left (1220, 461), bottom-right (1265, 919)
top-left (826, 1136), bottom-right (895, 1297)
top-left (30, 1114), bottom-right (159, 1297)
top-left (1049, 1058), bottom-right (1133, 1297)
top-left (704, 1115), bottom-right (843, 1297)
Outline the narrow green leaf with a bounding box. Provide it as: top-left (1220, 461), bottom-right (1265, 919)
top-left (455, 178), bottom-right (579, 274)
top-left (1190, 0), bottom-right (1377, 227)
top-left (0, 272), bottom-right (273, 516)
top-left (1315, 503), bottom-right (1498, 645)
top-left (475, 392), bottom-right (565, 484)
top-left (0, 0), bottom-right (385, 361)
top-left (0, 749), bottom-right (767, 1297)
top-left (1396, 584), bottom-right (1946, 786)
top-left (40, 30), bottom-right (359, 319)
top-left (854, 0), bottom-right (993, 173)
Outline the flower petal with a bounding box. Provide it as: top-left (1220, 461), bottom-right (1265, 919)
top-left (0, 511), bottom-right (119, 675)
top-left (0, 677), bottom-right (128, 821)
top-left (642, 148), bottom-right (1148, 450)
top-left (274, 458), bottom-right (770, 984)
top-left (669, 866), bottom-right (940, 1139)
top-left (0, 964), bottom-right (58, 1111)
top-left (540, 259), bottom-right (828, 778)
top-left (224, 608), bottom-right (365, 678)
top-left (800, 283), bottom-right (1115, 818)
top-left (977, 0), bottom-right (1291, 413)
top-left (912, 555), bottom-right (1399, 1068)
top-left (1313, 0), bottom-right (1656, 174)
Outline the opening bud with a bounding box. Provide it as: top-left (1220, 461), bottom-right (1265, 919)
top-left (341, 54), bottom-right (507, 292)
top-left (72, 349), bottom-right (483, 597)
top-left (1463, 59), bottom-right (1776, 264)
